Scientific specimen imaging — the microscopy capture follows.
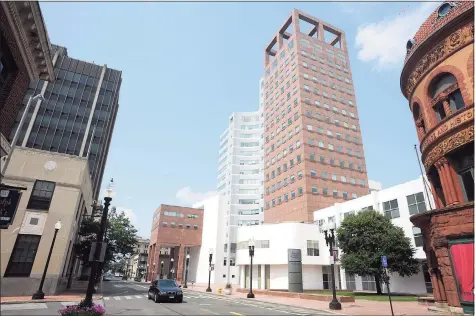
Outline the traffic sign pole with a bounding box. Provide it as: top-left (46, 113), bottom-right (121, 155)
top-left (381, 256), bottom-right (394, 316)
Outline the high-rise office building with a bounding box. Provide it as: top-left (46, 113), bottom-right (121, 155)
top-left (262, 9), bottom-right (369, 223)
top-left (9, 45), bottom-right (122, 199)
top-left (216, 83), bottom-right (264, 284)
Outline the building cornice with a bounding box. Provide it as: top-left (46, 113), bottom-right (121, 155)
top-left (400, 10), bottom-right (473, 100)
top-left (1, 1), bottom-right (55, 81)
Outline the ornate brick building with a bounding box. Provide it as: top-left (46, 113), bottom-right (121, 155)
top-left (0, 2), bottom-right (55, 144)
top-left (400, 2), bottom-right (473, 314)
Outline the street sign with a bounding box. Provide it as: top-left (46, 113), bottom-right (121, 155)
top-left (0, 189), bottom-right (21, 229)
top-left (333, 249), bottom-right (339, 261)
top-left (381, 255), bottom-right (388, 268)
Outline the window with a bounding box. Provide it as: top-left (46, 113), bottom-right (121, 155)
top-left (307, 240), bottom-right (319, 256)
top-left (407, 192), bottom-right (427, 215)
top-left (332, 190), bottom-right (338, 197)
top-left (413, 227), bottom-right (423, 247)
top-left (162, 222), bottom-right (168, 227)
top-left (323, 188), bottom-right (328, 196)
top-left (298, 187), bottom-right (303, 195)
top-left (312, 186), bottom-right (318, 194)
top-left (383, 199), bottom-right (400, 219)
top-left (5, 235), bottom-right (41, 277)
top-left (27, 180), bottom-right (56, 210)
top-left (194, 224), bottom-right (198, 229)
top-left (346, 274), bottom-right (356, 290)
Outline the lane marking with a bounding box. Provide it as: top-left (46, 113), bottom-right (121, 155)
top-left (113, 296), bottom-right (121, 300)
top-left (125, 296), bottom-right (132, 299)
top-left (143, 294), bottom-right (148, 298)
top-left (60, 302), bottom-right (79, 307)
top-left (230, 313), bottom-right (243, 316)
top-left (103, 297), bottom-right (110, 300)
top-left (201, 308), bottom-right (219, 315)
top-left (135, 295), bottom-right (143, 298)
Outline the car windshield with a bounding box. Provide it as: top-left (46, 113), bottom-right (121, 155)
top-left (158, 280), bottom-right (177, 288)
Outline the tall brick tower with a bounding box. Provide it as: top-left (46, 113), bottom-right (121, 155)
top-left (263, 9), bottom-right (369, 223)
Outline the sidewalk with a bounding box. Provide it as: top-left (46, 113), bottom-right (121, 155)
top-left (186, 283), bottom-right (437, 316)
top-left (0, 294), bottom-right (102, 305)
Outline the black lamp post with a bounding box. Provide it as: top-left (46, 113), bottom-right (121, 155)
top-left (323, 223), bottom-right (342, 310)
top-left (32, 221), bottom-right (62, 299)
top-left (152, 263), bottom-right (156, 281)
top-left (183, 253), bottom-right (190, 288)
top-left (206, 248), bottom-right (213, 292)
top-left (83, 180), bottom-right (114, 307)
top-left (247, 238), bottom-right (255, 299)
top-left (159, 261), bottom-right (164, 279)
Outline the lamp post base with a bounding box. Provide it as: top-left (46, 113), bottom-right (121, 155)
top-left (183, 285), bottom-right (188, 288)
top-left (329, 300), bottom-right (342, 310)
top-left (206, 287), bottom-right (212, 292)
top-left (32, 290), bottom-right (45, 300)
top-left (247, 292), bottom-right (255, 299)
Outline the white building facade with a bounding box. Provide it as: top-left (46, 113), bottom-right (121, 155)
top-left (195, 177), bottom-right (434, 295)
top-left (212, 80), bottom-right (265, 286)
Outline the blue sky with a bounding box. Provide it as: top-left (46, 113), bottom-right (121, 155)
top-left (40, 1), bottom-right (441, 237)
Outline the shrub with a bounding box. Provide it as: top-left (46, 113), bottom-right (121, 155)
top-left (58, 303), bottom-right (105, 316)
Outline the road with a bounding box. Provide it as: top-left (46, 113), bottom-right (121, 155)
top-left (1, 280), bottom-right (337, 316)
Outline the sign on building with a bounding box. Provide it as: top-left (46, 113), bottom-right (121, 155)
top-left (0, 188), bottom-right (22, 229)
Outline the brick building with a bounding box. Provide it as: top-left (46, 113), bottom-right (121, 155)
top-left (0, 2), bottom-right (55, 147)
top-left (262, 9), bottom-right (369, 224)
top-left (147, 205), bottom-right (204, 283)
top-left (400, 2), bottom-right (473, 314)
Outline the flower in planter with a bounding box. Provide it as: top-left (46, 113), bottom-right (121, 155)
top-left (58, 303), bottom-right (105, 316)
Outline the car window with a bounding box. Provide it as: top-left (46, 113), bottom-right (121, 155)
top-left (157, 280), bottom-right (177, 288)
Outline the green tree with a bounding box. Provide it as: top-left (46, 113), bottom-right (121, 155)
top-left (336, 210), bottom-right (420, 294)
top-left (74, 207), bottom-right (138, 277)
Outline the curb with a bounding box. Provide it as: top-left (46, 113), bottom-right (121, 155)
top-left (0, 296), bottom-right (103, 305)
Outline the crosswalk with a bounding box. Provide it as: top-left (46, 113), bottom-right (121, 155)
top-left (100, 292), bottom-right (332, 316)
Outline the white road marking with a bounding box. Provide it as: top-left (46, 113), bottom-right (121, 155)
top-left (125, 296), bottom-right (132, 299)
top-left (60, 302), bottom-right (79, 307)
top-left (1, 303), bottom-right (48, 311)
top-left (137, 285), bottom-right (148, 288)
top-left (104, 297), bottom-right (110, 300)
top-left (113, 296), bottom-right (121, 300)
top-left (143, 294), bottom-right (148, 298)
top-left (135, 295), bottom-right (143, 298)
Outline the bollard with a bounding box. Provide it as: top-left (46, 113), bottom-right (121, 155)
top-left (218, 288), bottom-right (222, 295)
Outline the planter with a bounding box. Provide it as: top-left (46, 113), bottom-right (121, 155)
top-left (59, 303), bottom-right (105, 316)
top-left (224, 287), bottom-right (232, 295)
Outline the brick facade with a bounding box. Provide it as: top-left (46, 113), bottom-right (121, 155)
top-left (147, 205), bottom-right (203, 282)
top-left (401, 3), bottom-right (474, 314)
top-left (0, 6), bottom-right (30, 137)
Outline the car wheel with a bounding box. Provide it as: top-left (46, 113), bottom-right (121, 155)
top-left (147, 292), bottom-right (151, 300)
top-left (153, 293), bottom-right (158, 303)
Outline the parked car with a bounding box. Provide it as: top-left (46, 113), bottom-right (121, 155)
top-left (148, 279), bottom-right (183, 303)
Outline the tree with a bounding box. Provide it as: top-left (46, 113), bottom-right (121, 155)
top-left (336, 210), bottom-right (420, 294)
top-left (74, 207), bottom-right (138, 279)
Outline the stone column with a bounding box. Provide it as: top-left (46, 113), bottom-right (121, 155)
top-left (176, 245), bottom-right (185, 282)
top-left (447, 165), bottom-right (465, 203)
top-left (435, 158), bottom-right (458, 206)
top-left (415, 118), bottom-right (426, 140)
top-left (442, 98), bottom-right (452, 117)
top-left (434, 245), bottom-right (459, 307)
top-left (429, 181), bottom-right (445, 209)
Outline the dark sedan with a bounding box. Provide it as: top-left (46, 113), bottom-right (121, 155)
top-left (148, 279), bottom-right (183, 303)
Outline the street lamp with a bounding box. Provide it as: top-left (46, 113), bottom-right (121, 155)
top-left (206, 248), bottom-right (213, 292)
top-left (247, 238), bottom-right (255, 299)
top-left (32, 220), bottom-right (61, 299)
top-left (170, 258), bottom-right (174, 279)
top-left (323, 223), bottom-right (342, 310)
top-left (83, 179), bottom-right (114, 307)
top-left (1, 93), bottom-right (44, 175)
top-left (183, 253), bottom-right (190, 288)
top-left (160, 261), bottom-right (164, 279)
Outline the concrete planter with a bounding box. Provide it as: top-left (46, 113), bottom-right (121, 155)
top-left (224, 287), bottom-right (232, 295)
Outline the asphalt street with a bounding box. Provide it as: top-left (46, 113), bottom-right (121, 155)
top-left (0, 281), bottom-right (337, 316)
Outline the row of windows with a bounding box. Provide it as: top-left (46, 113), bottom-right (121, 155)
top-left (265, 187), bottom-right (358, 208)
top-left (161, 222), bottom-right (199, 229)
top-left (265, 169), bottom-right (365, 193)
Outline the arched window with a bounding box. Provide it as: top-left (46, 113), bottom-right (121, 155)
top-left (429, 73), bottom-right (465, 122)
top-left (412, 103), bottom-right (426, 134)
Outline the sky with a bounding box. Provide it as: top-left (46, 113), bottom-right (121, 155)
top-left (40, 1), bottom-right (441, 237)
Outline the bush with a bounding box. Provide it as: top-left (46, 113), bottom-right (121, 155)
top-left (59, 303), bottom-right (105, 316)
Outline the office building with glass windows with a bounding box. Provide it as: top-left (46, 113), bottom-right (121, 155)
top-left (262, 9), bottom-right (369, 223)
top-left (9, 45), bottom-right (122, 199)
